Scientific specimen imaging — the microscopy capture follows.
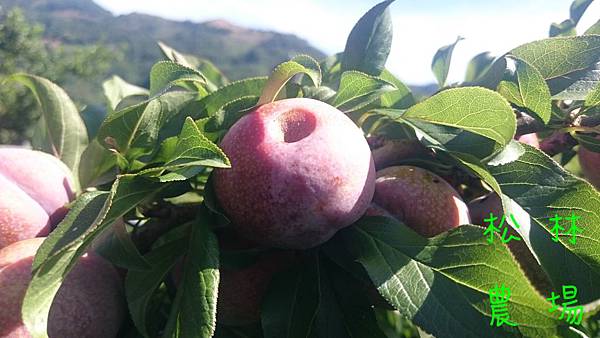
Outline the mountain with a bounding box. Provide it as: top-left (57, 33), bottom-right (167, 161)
top-left (0, 0), bottom-right (326, 86)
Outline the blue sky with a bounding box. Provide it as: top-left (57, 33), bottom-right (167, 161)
top-left (94, 0), bottom-right (600, 85)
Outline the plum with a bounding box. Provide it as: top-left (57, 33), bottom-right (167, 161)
top-left (213, 98), bottom-right (375, 249)
top-left (370, 139), bottom-right (429, 170)
top-left (217, 251), bottom-right (293, 326)
top-left (516, 133), bottom-right (539, 148)
top-left (579, 145), bottom-right (600, 189)
top-left (369, 166), bottom-right (470, 237)
top-left (0, 148), bottom-right (75, 249)
top-left (0, 238), bottom-right (125, 338)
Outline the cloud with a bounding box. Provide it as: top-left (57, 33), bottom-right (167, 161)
top-left (94, 0), bottom-right (600, 85)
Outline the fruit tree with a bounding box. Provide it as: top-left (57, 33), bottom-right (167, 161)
top-left (2, 1), bottom-right (600, 337)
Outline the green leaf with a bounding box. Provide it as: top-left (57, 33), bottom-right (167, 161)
top-left (94, 219), bottom-right (152, 271)
top-left (401, 87), bottom-right (516, 155)
top-left (341, 0), bottom-right (395, 76)
top-left (320, 52), bottom-right (343, 86)
top-left (583, 81), bottom-right (600, 109)
top-left (78, 139), bottom-right (117, 188)
top-left (548, 19), bottom-right (577, 37)
top-left (574, 133), bottom-right (600, 152)
top-left (301, 85), bottom-right (337, 102)
top-left (570, 0), bottom-right (594, 25)
top-left (262, 255), bottom-right (320, 338)
top-left (97, 91), bottom-right (197, 161)
top-left (487, 144), bottom-right (600, 303)
top-left (199, 77), bottom-right (266, 119)
top-left (313, 257), bottom-right (387, 338)
top-left (149, 61), bottom-right (207, 97)
top-left (431, 36), bottom-right (464, 88)
top-left (158, 41), bottom-right (228, 89)
top-left (464, 52), bottom-right (496, 83)
top-left (549, 19), bottom-right (577, 37)
top-left (452, 152), bottom-right (504, 197)
top-left (204, 96), bottom-right (258, 132)
top-left (157, 41), bottom-right (198, 70)
top-left (548, 0), bottom-right (594, 37)
top-left (126, 239), bottom-right (186, 337)
top-left (332, 71), bottom-right (395, 111)
top-left (379, 69), bottom-right (416, 109)
top-left (584, 20), bottom-right (600, 35)
top-left (22, 192), bottom-right (107, 338)
top-left (497, 57), bottom-right (552, 123)
top-left (344, 218), bottom-right (561, 338)
top-left (103, 75), bottom-right (149, 111)
top-left (470, 57), bottom-right (508, 90)
top-left (9, 73), bottom-right (88, 189)
top-left (195, 60), bottom-right (229, 89)
top-left (164, 117), bottom-right (230, 169)
top-left (23, 175), bottom-right (169, 337)
top-left (511, 36), bottom-right (600, 80)
top-left (258, 55), bottom-right (321, 105)
top-left (163, 214), bottom-right (219, 338)
top-left (548, 62), bottom-right (600, 100)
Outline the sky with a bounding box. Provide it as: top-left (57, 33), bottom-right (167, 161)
top-left (93, 0), bottom-right (600, 85)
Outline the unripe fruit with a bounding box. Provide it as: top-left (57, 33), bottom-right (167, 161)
top-left (579, 146), bottom-right (600, 189)
top-left (0, 238), bottom-right (125, 338)
top-left (369, 166), bottom-right (470, 237)
top-left (0, 148), bottom-right (75, 249)
top-left (214, 98), bottom-right (375, 249)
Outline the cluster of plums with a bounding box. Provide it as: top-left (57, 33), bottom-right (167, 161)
top-left (2, 98), bottom-right (599, 334)
top-left (0, 148), bottom-right (124, 337)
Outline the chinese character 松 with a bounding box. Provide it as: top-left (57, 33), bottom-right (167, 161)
top-left (483, 213), bottom-right (521, 244)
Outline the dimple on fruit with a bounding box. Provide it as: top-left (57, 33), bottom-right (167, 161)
top-left (213, 98), bottom-right (376, 249)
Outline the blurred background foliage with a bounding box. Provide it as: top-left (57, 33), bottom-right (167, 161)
top-left (0, 7), bottom-right (113, 144)
top-left (0, 0), bottom-right (328, 144)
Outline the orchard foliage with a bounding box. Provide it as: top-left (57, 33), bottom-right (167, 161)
top-left (7, 1), bottom-right (600, 337)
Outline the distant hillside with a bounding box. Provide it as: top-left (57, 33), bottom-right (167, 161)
top-left (0, 0), bottom-right (326, 87)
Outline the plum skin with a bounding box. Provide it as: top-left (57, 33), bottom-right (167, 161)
top-left (0, 238), bottom-right (125, 338)
top-left (368, 166), bottom-right (470, 237)
top-left (517, 133), bottom-right (539, 148)
top-left (579, 146), bottom-right (600, 189)
top-left (214, 98), bottom-right (375, 249)
top-left (0, 148), bottom-right (75, 249)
